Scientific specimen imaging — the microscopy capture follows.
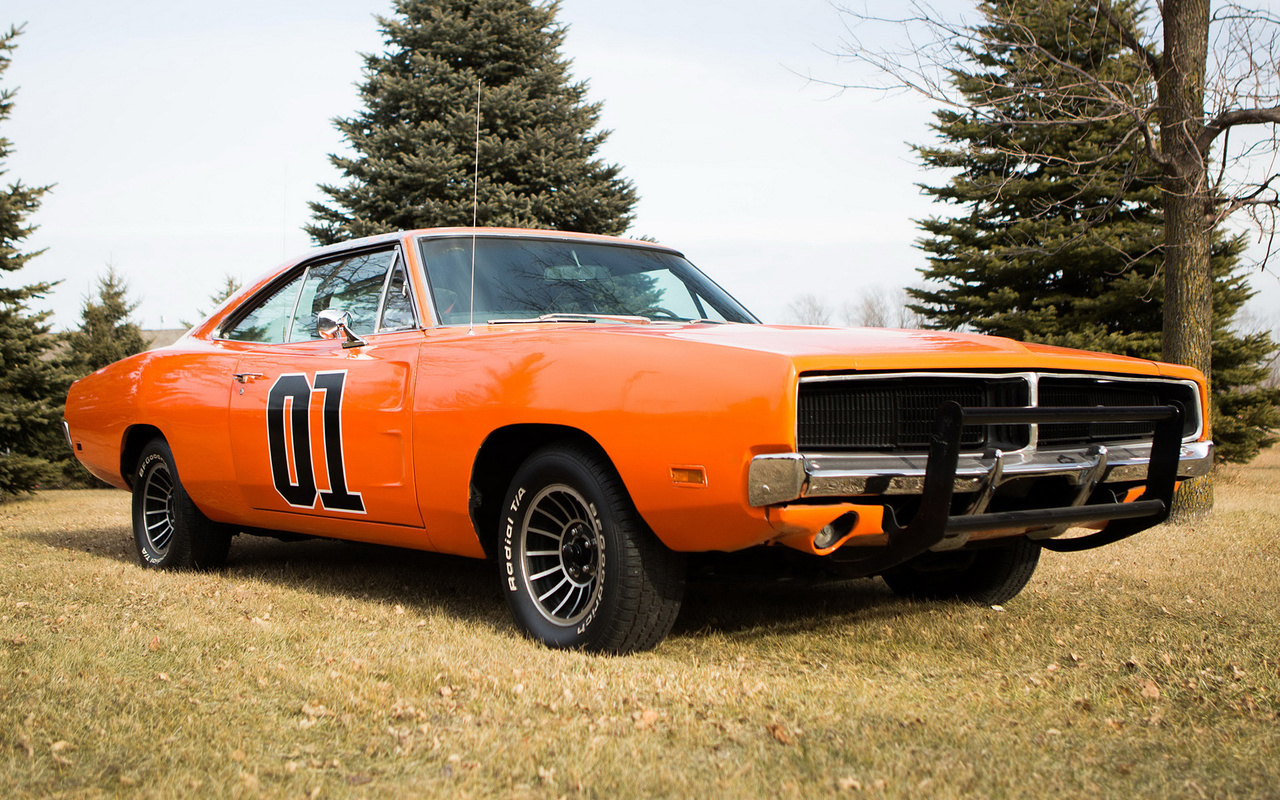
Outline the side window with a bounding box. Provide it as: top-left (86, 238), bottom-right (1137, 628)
top-left (379, 261), bottom-right (417, 332)
top-left (289, 250), bottom-right (396, 342)
top-left (222, 273), bottom-right (305, 343)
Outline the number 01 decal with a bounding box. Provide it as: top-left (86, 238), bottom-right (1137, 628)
top-left (266, 371), bottom-right (366, 514)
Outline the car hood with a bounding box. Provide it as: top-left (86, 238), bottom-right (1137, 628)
top-left (588, 322), bottom-right (1184, 378)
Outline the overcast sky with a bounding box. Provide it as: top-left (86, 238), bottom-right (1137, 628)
top-left (5, 0), bottom-right (1279, 331)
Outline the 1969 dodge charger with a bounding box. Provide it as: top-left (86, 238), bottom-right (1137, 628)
top-left (64, 228), bottom-right (1213, 652)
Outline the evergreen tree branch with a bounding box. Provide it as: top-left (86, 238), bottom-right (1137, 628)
top-left (1093, 0), bottom-right (1163, 74)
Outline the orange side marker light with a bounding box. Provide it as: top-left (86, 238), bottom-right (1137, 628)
top-left (670, 466), bottom-right (707, 488)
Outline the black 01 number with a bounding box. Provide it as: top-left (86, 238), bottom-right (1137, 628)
top-left (266, 371), bottom-right (365, 513)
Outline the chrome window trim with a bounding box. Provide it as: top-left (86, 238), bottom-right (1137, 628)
top-left (412, 229), bottom-right (686, 256)
top-left (412, 232), bottom-right (762, 328)
top-left (373, 249), bottom-right (421, 334)
top-left (214, 244), bottom-right (418, 343)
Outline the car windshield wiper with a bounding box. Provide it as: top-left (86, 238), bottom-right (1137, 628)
top-left (486, 313), bottom-right (653, 325)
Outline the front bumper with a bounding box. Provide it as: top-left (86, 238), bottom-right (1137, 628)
top-left (749, 433), bottom-right (1212, 507)
top-left (750, 403), bottom-right (1200, 571)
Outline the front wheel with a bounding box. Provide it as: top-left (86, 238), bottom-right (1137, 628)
top-left (131, 438), bottom-right (232, 570)
top-left (499, 443), bottom-right (685, 653)
top-left (881, 536), bottom-right (1040, 605)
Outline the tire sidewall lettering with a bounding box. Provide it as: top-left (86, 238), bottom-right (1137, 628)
top-left (576, 501), bottom-right (605, 635)
top-left (138, 452), bottom-right (164, 479)
top-left (137, 453), bottom-right (168, 564)
top-left (504, 476), bottom-right (609, 637)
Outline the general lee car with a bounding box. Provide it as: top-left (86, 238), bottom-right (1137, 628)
top-left (64, 229), bottom-right (1213, 652)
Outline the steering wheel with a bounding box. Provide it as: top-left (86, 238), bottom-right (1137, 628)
top-left (638, 306), bottom-right (681, 320)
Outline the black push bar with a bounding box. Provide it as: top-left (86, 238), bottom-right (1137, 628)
top-left (852, 402), bottom-right (1185, 574)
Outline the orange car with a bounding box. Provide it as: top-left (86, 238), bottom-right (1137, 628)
top-left (64, 228), bottom-right (1213, 653)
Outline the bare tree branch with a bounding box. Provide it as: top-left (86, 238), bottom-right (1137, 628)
top-left (1197, 105), bottom-right (1280, 152)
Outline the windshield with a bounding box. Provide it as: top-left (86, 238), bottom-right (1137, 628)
top-left (417, 236), bottom-right (758, 325)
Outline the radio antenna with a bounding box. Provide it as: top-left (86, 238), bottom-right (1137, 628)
top-left (468, 80), bottom-right (481, 336)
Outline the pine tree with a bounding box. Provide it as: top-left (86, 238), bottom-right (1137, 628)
top-left (0, 25), bottom-right (74, 497)
top-left (181, 273), bottom-right (243, 328)
top-left (307, 0), bottom-right (637, 245)
top-left (909, 0), bottom-right (1279, 464)
top-left (64, 266), bottom-right (147, 374)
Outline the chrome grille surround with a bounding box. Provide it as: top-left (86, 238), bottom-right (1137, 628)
top-left (748, 371), bottom-right (1209, 508)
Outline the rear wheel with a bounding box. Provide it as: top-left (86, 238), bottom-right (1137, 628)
top-left (499, 443), bottom-right (685, 653)
top-left (131, 438), bottom-right (232, 570)
top-left (882, 536), bottom-right (1040, 605)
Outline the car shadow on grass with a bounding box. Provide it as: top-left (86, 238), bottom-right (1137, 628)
top-left (225, 534), bottom-right (514, 636)
top-left (19, 521), bottom-right (921, 648)
top-left (672, 574), bottom-right (911, 642)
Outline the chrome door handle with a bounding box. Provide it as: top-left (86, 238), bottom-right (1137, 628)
top-left (232, 372), bottom-right (264, 384)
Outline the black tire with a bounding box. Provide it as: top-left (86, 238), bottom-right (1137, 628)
top-left (499, 443), bottom-right (685, 654)
top-left (881, 536), bottom-right (1041, 605)
top-left (131, 438), bottom-right (232, 570)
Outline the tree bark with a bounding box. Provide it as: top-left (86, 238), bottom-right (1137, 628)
top-left (1158, 0), bottom-right (1215, 517)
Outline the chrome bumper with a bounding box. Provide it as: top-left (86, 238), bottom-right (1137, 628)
top-left (748, 438), bottom-right (1213, 508)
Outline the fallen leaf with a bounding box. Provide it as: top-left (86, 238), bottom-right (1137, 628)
top-left (148, 636), bottom-right (160, 651)
top-left (51, 740), bottom-right (74, 766)
top-left (537, 766), bottom-right (556, 782)
top-left (990, 605), bottom-right (1005, 612)
top-left (633, 709), bottom-right (659, 730)
top-left (1141, 680), bottom-right (1161, 700)
top-left (766, 722), bottom-right (794, 745)
top-left (301, 702), bottom-right (334, 718)
top-left (439, 686), bottom-right (453, 698)
top-left (837, 777), bottom-right (863, 791)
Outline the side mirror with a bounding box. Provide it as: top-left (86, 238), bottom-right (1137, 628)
top-left (317, 309), bottom-right (367, 349)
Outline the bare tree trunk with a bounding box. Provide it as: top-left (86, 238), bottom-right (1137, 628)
top-left (1158, 0), bottom-right (1214, 517)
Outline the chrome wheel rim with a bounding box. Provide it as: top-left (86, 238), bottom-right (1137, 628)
top-left (521, 484), bottom-right (603, 626)
top-left (140, 461), bottom-right (177, 557)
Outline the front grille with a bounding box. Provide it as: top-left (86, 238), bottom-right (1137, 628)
top-left (797, 377), bottom-right (1028, 453)
top-left (797, 373), bottom-right (1198, 454)
top-left (1038, 377), bottom-right (1199, 445)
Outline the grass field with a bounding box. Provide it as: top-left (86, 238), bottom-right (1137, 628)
top-left (2, 450), bottom-right (1278, 799)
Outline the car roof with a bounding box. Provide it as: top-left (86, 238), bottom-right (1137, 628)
top-left (306, 227), bottom-right (684, 261)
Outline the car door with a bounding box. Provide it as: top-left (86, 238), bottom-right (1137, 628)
top-left (224, 246), bottom-right (425, 529)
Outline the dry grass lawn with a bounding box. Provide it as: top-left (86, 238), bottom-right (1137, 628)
top-left (1, 449), bottom-right (1278, 799)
